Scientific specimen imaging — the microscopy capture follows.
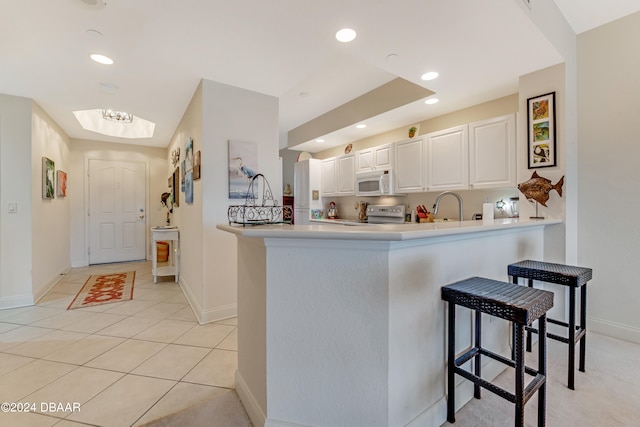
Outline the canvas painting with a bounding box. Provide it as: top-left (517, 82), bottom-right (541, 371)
top-left (228, 140), bottom-right (258, 199)
top-left (42, 157), bottom-right (55, 199)
top-left (185, 171), bottom-right (193, 204)
top-left (185, 137), bottom-right (194, 172)
top-left (56, 170), bottom-right (67, 197)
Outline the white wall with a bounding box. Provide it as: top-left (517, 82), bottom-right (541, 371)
top-left (0, 94), bottom-right (34, 308)
top-left (69, 139), bottom-right (167, 267)
top-left (167, 83), bottom-right (204, 308)
top-left (31, 103), bottom-right (72, 301)
top-left (169, 79), bottom-right (280, 324)
top-left (577, 12), bottom-right (640, 343)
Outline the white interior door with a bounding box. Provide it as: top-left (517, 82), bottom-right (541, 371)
top-left (89, 159), bottom-right (146, 264)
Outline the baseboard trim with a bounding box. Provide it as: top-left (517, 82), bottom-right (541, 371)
top-left (590, 316), bottom-right (640, 345)
top-left (199, 303), bottom-right (237, 324)
top-left (0, 294), bottom-right (34, 310)
top-left (34, 266), bottom-right (72, 304)
top-left (179, 277), bottom-right (237, 325)
top-left (236, 371), bottom-right (267, 427)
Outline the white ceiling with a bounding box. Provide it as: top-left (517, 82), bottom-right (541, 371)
top-left (1, 0), bottom-right (638, 151)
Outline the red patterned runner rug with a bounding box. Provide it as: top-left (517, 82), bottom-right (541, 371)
top-left (67, 271), bottom-right (135, 310)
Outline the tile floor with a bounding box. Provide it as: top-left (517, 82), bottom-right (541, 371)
top-left (0, 261), bottom-right (241, 426)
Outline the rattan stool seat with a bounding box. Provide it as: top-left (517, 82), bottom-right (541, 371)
top-left (508, 260), bottom-right (592, 390)
top-left (442, 277), bottom-right (553, 427)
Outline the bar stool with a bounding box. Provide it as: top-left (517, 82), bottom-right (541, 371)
top-left (442, 277), bottom-right (554, 427)
top-left (508, 260), bottom-right (592, 390)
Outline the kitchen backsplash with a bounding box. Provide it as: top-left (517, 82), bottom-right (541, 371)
top-left (320, 188), bottom-right (519, 221)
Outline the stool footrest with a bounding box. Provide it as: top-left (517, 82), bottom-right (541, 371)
top-left (456, 347), bottom-right (541, 380)
top-left (453, 366), bottom-right (546, 406)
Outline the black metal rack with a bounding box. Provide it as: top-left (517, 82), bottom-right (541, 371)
top-left (227, 174), bottom-right (291, 226)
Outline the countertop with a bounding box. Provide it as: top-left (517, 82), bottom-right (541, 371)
top-left (217, 217), bottom-right (562, 241)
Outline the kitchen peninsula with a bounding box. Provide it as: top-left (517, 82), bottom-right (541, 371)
top-left (218, 218), bottom-right (561, 427)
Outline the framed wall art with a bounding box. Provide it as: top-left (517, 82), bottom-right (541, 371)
top-left (527, 91), bottom-right (556, 168)
top-left (193, 150), bottom-right (201, 180)
top-left (228, 140), bottom-right (258, 199)
top-left (42, 157), bottom-right (55, 199)
top-left (56, 170), bottom-right (68, 197)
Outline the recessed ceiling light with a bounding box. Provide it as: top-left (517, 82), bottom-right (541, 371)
top-left (386, 53), bottom-right (399, 61)
top-left (100, 82), bottom-right (118, 93)
top-left (421, 71), bottom-right (439, 81)
top-left (336, 28), bottom-right (357, 43)
top-left (356, 124), bottom-right (367, 129)
top-left (425, 98), bottom-right (439, 105)
top-left (90, 53), bottom-right (113, 65)
top-left (316, 139), bottom-right (325, 143)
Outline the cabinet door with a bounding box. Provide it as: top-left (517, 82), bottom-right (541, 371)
top-left (426, 125), bottom-right (469, 191)
top-left (469, 113), bottom-right (516, 189)
top-left (321, 157), bottom-right (337, 196)
top-left (373, 144), bottom-right (393, 169)
top-left (337, 154), bottom-right (355, 195)
top-left (394, 137), bottom-right (425, 193)
top-left (356, 148), bottom-right (374, 172)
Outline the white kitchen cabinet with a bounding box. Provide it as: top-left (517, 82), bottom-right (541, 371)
top-left (469, 113), bottom-right (516, 189)
top-left (426, 124), bottom-right (469, 191)
top-left (321, 157), bottom-right (337, 196)
top-left (356, 143), bottom-right (393, 172)
top-left (394, 137), bottom-right (426, 193)
top-left (336, 154), bottom-right (355, 195)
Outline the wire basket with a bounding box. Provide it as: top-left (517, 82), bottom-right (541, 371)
top-left (227, 174), bottom-right (291, 226)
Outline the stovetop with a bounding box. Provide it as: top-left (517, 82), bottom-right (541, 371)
top-left (366, 205), bottom-right (406, 224)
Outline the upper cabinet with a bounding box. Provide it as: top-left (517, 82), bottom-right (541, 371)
top-left (356, 143), bottom-right (393, 172)
top-left (394, 137), bottom-right (426, 193)
top-left (336, 154), bottom-right (355, 195)
top-left (321, 154), bottom-right (355, 197)
top-left (426, 125), bottom-right (469, 191)
top-left (468, 113), bottom-right (516, 189)
top-left (321, 157), bottom-right (337, 196)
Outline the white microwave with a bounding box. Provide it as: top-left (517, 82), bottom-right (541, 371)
top-left (355, 169), bottom-right (398, 196)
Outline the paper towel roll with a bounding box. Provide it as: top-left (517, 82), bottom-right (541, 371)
top-left (483, 202), bottom-right (494, 220)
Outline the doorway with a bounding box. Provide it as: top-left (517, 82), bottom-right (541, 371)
top-left (88, 159), bottom-right (146, 264)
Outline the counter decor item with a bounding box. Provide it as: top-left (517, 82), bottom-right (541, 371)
top-left (327, 201), bottom-right (338, 219)
top-left (527, 91), bottom-right (556, 168)
top-left (408, 126), bottom-right (417, 138)
top-left (344, 143), bottom-right (353, 154)
top-left (228, 174), bottom-right (291, 226)
top-left (518, 171), bottom-right (564, 219)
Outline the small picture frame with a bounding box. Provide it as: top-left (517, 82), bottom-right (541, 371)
top-left (56, 170), bottom-right (67, 197)
top-left (527, 91), bottom-right (556, 168)
top-left (42, 157), bottom-right (55, 199)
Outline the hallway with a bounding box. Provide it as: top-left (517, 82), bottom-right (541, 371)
top-left (0, 261), bottom-right (250, 426)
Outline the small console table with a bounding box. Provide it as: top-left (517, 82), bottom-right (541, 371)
top-left (151, 226), bottom-right (179, 283)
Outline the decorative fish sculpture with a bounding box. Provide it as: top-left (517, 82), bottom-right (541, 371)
top-left (518, 171), bottom-right (564, 207)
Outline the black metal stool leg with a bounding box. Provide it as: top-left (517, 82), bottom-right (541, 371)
top-left (511, 275), bottom-right (518, 360)
top-left (447, 301), bottom-right (456, 423)
top-left (526, 279), bottom-right (533, 352)
top-left (474, 310), bottom-right (481, 399)
top-left (579, 283), bottom-right (587, 372)
top-left (514, 323), bottom-right (525, 427)
top-left (538, 314), bottom-right (547, 427)
top-left (568, 286), bottom-right (576, 390)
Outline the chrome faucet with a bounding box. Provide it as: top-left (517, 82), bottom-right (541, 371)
top-left (432, 191), bottom-right (464, 221)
